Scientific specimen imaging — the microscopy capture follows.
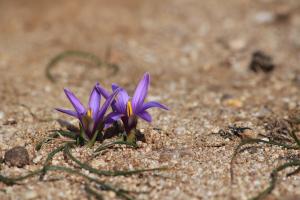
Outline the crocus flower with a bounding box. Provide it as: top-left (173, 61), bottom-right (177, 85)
top-left (56, 84), bottom-right (119, 140)
top-left (96, 73), bottom-right (169, 134)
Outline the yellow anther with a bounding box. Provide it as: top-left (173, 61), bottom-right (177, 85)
top-left (127, 101), bottom-right (133, 116)
top-left (87, 109), bottom-right (92, 118)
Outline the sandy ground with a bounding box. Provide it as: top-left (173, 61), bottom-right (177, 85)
top-left (0, 0), bottom-right (300, 199)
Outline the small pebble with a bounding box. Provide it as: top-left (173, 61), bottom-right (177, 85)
top-left (159, 151), bottom-right (174, 162)
top-left (253, 107), bottom-right (272, 119)
top-left (241, 129), bottom-right (258, 139)
top-left (224, 99), bottom-right (243, 108)
top-left (254, 11), bottom-right (274, 24)
top-left (107, 191), bottom-right (116, 198)
top-left (24, 190), bottom-right (38, 200)
top-left (32, 155), bottom-right (43, 164)
top-left (4, 146), bottom-right (30, 167)
top-left (91, 159), bottom-right (106, 168)
top-left (44, 85), bottom-right (52, 92)
top-left (0, 111), bottom-right (4, 119)
top-left (174, 127), bottom-right (186, 135)
top-left (229, 38), bottom-right (246, 51)
top-left (179, 149), bottom-right (194, 158)
top-left (249, 51), bottom-right (275, 73)
top-left (3, 118), bottom-right (17, 125)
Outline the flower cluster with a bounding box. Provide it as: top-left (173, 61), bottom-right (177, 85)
top-left (56, 72), bottom-right (168, 144)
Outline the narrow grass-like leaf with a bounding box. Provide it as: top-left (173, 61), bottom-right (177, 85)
top-left (287, 166), bottom-right (300, 177)
top-left (230, 138), bottom-right (300, 183)
top-left (0, 169), bottom-right (42, 185)
top-left (289, 131), bottom-right (300, 147)
top-left (0, 165), bottom-right (135, 200)
top-left (45, 50), bottom-right (119, 82)
top-left (64, 144), bottom-right (167, 177)
top-left (35, 130), bottom-right (76, 151)
top-left (85, 185), bottom-right (104, 200)
top-left (45, 165), bottom-right (135, 200)
top-left (250, 160), bottom-right (300, 200)
top-left (39, 143), bottom-right (74, 180)
top-left (35, 132), bottom-right (60, 151)
top-left (86, 130), bottom-right (101, 148)
top-left (94, 140), bottom-right (138, 155)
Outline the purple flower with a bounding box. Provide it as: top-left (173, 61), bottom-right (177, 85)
top-left (56, 84), bottom-right (119, 140)
top-left (96, 73), bottom-right (169, 133)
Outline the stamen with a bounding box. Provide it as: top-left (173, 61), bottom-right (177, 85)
top-left (127, 101), bottom-right (133, 116)
top-left (87, 109), bottom-right (92, 118)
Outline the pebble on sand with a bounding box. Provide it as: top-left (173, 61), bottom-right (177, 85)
top-left (4, 146), bottom-right (30, 167)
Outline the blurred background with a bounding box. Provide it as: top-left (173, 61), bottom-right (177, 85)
top-left (1, 0), bottom-right (300, 108)
top-left (1, 0), bottom-right (300, 85)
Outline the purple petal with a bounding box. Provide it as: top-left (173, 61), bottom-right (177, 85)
top-left (104, 112), bottom-right (123, 128)
top-left (111, 83), bottom-right (120, 91)
top-left (137, 110), bottom-right (152, 122)
top-left (55, 108), bottom-right (78, 118)
top-left (110, 84), bottom-right (122, 112)
top-left (106, 112), bottom-right (123, 121)
top-left (95, 83), bottom-right (110, 99)
top-left (132, 73), bottom-right (150, 113)
top-left (114, 88), bottom-right (130, 114)
top-left (95, 88), bottom-right (120, 124)
top-left (104, 123), bottom-right (112, 129)
top-left (56, 108), bottom-right (85, 133)
top-left (88, 86), bottom-right (101, 120)
top-left (64, 89), bottom-right (86, 115)
top-left (141, 101), bottom-right (169, 111)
